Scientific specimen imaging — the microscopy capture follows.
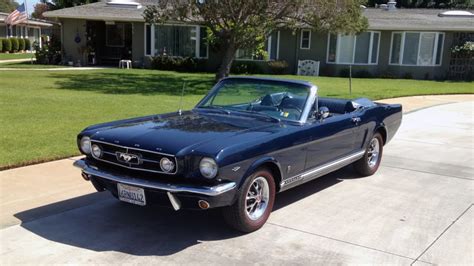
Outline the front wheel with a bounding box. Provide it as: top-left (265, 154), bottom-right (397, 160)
top-left (354, 133), bottom-right (384, 176)
top-left (223, 168), bottom-right (275, 233)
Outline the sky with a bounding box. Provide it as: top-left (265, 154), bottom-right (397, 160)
top-left (20, 0), bottom-right (41, 15)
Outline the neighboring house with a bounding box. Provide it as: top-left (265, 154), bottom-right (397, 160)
top-left (44, 0), bottom-right (473, 79)
top-left (0, 12), bottom-right (54, 48)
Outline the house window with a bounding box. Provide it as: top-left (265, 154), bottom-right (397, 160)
top-left (145, 24), bottom-right (151, 56)
top-left (300, 29), bottom-right (311, 49)
top-left (154, 25), bottom-right (197, 57)
top-left (106, 24), bottom-right (125, 47)
top-left (390, 32), bottom-right (444, 66)
top-left (327, 31), bottom-right (380, 65)
top-left (236, 33), bottom-right (278, 61)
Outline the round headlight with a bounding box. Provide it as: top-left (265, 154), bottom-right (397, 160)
top-left (91, 144), bottom-right (102, 158)
top-left (199, 157), bottom-right (218, 179)
top-left (160, 157), bottom-right (175, 173)
top-left (80, 136), bottom-right (91, 154)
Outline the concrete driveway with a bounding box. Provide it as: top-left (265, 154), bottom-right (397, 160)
top-left (1, 99), bottom-right (472, 265)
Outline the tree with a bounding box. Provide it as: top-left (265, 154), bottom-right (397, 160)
top-left (367, 0), bottom-right (473, 8)
top-left (32, 3), bottom-right (49, 20)
top-left (144, 0), bottom-right (368, 81)
top-left (0, 0), bottom-right (19, 13)
top-left (43, 0), bottom-right (99, 10)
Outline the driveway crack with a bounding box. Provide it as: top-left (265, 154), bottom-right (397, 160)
top-left (410, 203), bottom-right (473, 265)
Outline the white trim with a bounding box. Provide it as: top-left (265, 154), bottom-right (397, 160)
top-left (388, 31), bottom-right (444, 67)
top-left (276, 31), bottom-right (280, 60)
top-left (326, 31), bottom-right (380, 65)
top-left (196, 26), bottom-right (200, 58)
top-left (267, 35), bottom-right (272, 60)
top-left (300, 29), bottom-right (311, 49)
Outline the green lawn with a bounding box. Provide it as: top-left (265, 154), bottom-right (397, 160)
top-left (0, 53), bottom-right (35, 60)
top-left (0, 68), bottom-right (473, 169)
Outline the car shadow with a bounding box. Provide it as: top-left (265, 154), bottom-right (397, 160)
top-left (14, 166), bottom-right (357, 256)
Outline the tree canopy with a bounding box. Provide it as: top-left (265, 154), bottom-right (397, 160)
top-left (0, 0), bottom-right (19, 13)
top-left (144, 0), bottom-right (368, 80)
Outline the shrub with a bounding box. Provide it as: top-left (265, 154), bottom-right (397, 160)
top-left (18, 38), bottom-right (25, 51)
top-left (34, 35), bottom-right (62, 65)
top-left (354, 70), bottom-right (373, 78)
top-left (402, 72), bottom-right (413, 79)
top-left (150, 55), bottom-right (208, 72)
top-left (267, 60), bottom-right (289, 75)
top-left (24, 39), bottom-right (31, 51)
top-left (231, 61), bottom-right (263, 74)
top-left (10, 38), bottom-right (19, 52)
top-left (2, 38), bottom-right (12, 53)
top-left (0, 39), bottom-right (2, 52)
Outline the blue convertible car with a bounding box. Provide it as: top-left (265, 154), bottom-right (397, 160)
top-left (74, 77), bottom-right (402, 232)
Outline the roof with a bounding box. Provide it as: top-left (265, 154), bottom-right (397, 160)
top-left (44, 0), bottom-right (155, 22)
top-left (364, 8), bottom-right (474, 31)
top-left (43, 2), bottom-right (474, 32)
top-left (0, 12), bottom-right (55, 27)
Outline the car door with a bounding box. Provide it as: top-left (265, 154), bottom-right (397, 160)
top-left (303, 113), bottom-right (358, 171)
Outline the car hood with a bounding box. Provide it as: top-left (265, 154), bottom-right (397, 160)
top-left (89, 110), bottom-right (282, 156)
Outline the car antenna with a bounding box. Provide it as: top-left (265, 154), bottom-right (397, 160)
top-left (178, 81), bottom-right (186, 115)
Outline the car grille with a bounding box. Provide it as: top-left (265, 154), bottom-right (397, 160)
top-left (90, 140), bottom-right (177, 174)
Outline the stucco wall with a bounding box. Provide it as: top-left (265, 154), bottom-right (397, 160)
top-left (60, 18), bottom-right (87, 64)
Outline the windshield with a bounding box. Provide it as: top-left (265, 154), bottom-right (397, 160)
top-left (197, 79), bottom-right (311, 121)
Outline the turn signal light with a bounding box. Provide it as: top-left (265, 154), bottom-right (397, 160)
top-left (198, 200), bottom-right (210, 209)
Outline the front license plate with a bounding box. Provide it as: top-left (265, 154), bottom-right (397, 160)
top-left (117, 183), bottom-right (146, 206)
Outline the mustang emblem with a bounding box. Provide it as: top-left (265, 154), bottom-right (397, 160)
top-left (116, 152), bottom-right (141, 165)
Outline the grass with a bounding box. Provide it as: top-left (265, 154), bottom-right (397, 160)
top-left (0, 68), bottom-right (473, 169)
top-left (0, 53), bottom-right (35, 60)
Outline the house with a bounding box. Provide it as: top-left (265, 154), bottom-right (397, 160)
top-left (0, 12), bottom-right (54, 48)
top-left (43, 0), bottom-right (473, 79)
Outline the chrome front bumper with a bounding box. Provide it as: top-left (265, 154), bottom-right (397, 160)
top-left (73, 159), bottom-right (236, 197)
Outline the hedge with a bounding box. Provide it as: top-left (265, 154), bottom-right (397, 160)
top-left (10, 38), bottom-right (19, 52)
top-left (25, 39), bottom-right (31, 50)
top-left (18, 38), bottom-right (25, 51)
top-left (0, 39), bottom-right (2, 52)
top-left (2, 38), bottom-right (11, 52)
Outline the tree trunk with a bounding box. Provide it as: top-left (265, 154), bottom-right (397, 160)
top-left (215, 43), bottom-right (236, 82)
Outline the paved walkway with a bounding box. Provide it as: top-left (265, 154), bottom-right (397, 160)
top-left (0, 95), bottom-right (473, 264)
top-left (0, 58), bottom-right (35, 64)
top-left (0, 67), bottom-right (106, 71)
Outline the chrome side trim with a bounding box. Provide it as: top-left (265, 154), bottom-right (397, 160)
top-left (280, 150), bottom-right (365, 188)
top-left (91, 140), bottom-right (178, 175)
top-left (73, 159), bottom-right (236, 197)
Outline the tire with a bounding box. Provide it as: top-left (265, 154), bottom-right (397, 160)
top-left (223, 168), bottom-right (276, 233)
top-left (354, 132), bottom-right (384, 176)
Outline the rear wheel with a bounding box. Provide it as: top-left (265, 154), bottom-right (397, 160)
top-left (223, 168), bottom-right (275, 233)
top-left (354, 133), bottom-right (383, 176)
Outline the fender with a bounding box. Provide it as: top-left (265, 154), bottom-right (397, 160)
top-left (238, 156), bottom-right (283, 189)
top-left (374, 122), bottom-right (388, 145)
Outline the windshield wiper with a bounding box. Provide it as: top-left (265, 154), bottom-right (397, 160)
top-left (196, 105), bottom-right (231, 115)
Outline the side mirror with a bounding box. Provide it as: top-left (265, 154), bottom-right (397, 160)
top-left (318, 106), bottom-right (330, 120)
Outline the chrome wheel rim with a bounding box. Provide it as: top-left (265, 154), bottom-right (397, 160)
top-left (245, 177), bottom-right (270, 221)
top-left (367, 138), bottom-right (380, 168)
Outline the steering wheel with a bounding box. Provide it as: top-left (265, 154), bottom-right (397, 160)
top-left (278, 96), bottom-right (303, 113)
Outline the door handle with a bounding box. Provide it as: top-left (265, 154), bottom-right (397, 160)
top-left (351, 117), bottom-right (361, 124)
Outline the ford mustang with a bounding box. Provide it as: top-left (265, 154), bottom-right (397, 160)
top-left (74, 77), bottom-right (402, 232)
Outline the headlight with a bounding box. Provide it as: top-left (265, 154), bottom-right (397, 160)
top-left (199, 157), bottom-right (218, 179)
top-left (160, 157), bottom-right (175, 173)
top-left (91, 144), bottom-right (102, 158)
top-left (79, 136), bottom-right (91, 154)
